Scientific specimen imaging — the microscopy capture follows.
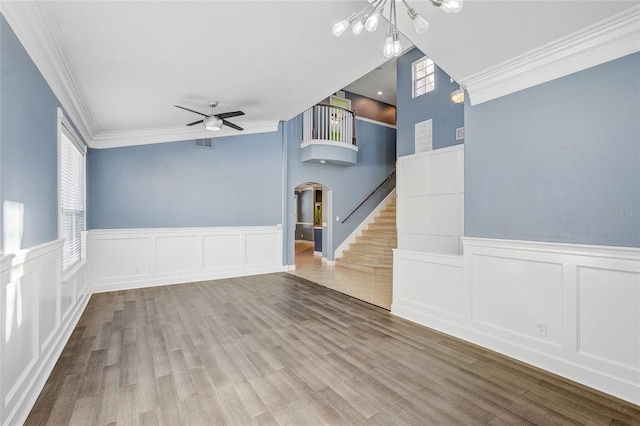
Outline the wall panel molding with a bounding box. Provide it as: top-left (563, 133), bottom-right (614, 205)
top-left (392, 238), bottom-right (640, 405)
top-left (0, 240), bottom-right (90, 426)
top-left (397, 145), bottom-right (464, 255)
top-left (88, 226), bottom-right (285, 293)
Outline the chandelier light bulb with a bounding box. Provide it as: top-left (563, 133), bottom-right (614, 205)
top-left (412, 14), bottom-right (429, 34)
top-left (332, 20), bottom-right (350, 37)
top-left (352, 19), bottom-right (365, 35)
top-left (393, 38), bottom-right (402, 56)
top-left (441, 0), bottom-right (464, 14)
top-left (365, 9), bottom-right (383, 32)
top-left (382, 36), bottom-right (394, 58)
top-left (332, 13), bottom-right (357, 37)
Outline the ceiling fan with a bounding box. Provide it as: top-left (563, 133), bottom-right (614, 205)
top-left (174, 101), bottom-right (245, 131)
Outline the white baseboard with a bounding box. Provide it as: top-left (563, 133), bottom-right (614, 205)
top-left (392, 239), bottom-right (640, 405)
top-left (335, 188), bottom-right (396, 259)
top-left (92, 265), bottom-right (286, 293)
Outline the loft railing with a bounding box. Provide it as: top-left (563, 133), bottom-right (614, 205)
top-left (342, 169), bottom-right (396, 224)
top-left (303, 103), bottom-right (356, 146)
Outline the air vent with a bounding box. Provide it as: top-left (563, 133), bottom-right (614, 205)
top-left (456, 127), bottom-right (465, 140)
top-left (195, 138), bottom-right (214, 149)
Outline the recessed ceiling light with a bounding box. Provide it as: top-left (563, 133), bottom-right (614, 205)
top-left (377, 91), bottom-right (383, 95)
top-left (320, 160), bottom-right (327, 164)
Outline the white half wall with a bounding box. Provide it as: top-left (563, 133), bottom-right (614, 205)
top-left (88, 226), bottom-right (285, 293)
top-left (0, 239), bottom-right (90, 426)
top-left (397, 145), bottom-right (464, 255)
top-left (392, 238), bottom-right (640, 405)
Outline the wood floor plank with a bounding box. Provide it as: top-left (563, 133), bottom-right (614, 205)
top-left (25, 273), bottom-right (640, 425)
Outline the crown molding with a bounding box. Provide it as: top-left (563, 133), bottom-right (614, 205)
top-left (460, 4), bottom-right (640, 106)
top-left (1, 1), bottom-right (98, 143)
top-left (89, 120), bottom-right (280, 149)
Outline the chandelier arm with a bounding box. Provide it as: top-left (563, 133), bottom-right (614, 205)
top-left (401, 0), bottom-right (416, 18)
top-left (392, 0), bottom-right (397, 30)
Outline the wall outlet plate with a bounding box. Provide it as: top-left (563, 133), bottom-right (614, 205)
top-left (536, 321), bottom-right (547, 337)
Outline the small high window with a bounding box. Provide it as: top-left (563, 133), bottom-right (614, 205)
top-left (412, 56), bottom-right (435, 98)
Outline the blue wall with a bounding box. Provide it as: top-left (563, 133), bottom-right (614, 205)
top-left (0, 15), bottom-right (61, 251)
top-left (87, 130), bottom-right (283, 229)
top-left (396, 47), bottom-right (464, 157)
top-left (465, 52), bottom-right (640, 248)
top-left (285, 115), bottom-right (396, 264)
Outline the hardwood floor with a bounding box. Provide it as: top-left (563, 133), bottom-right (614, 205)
top-left (27, 273), bottom-right (639, 425)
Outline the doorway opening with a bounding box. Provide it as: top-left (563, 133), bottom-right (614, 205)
top-left (293, 183), bottom-right (326, 261)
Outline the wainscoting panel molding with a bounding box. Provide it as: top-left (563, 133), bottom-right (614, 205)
top-left (392, 237), bottom-right (640, 405)
top-left (0, 239), bottom-right (90, 426)
top-left (397, 145), bottom-right (464, 255)
top-left (88, 226), bottom-right (285, 293)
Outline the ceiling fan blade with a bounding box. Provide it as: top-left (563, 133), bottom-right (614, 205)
top-left (222, 120), bottom-right (244, 131)
top-left (174, 105), bottom-right (208, 117)
top-left (215, 111), bottom-right (245, 119)
top-left (186, 119), bottom-right (204, 126)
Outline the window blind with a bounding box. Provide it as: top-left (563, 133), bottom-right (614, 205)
top-left (60, 127), bottom-right (85, 270)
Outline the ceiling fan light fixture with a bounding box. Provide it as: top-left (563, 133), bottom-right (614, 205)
top-left (204, 116), bottom-right (223, 131)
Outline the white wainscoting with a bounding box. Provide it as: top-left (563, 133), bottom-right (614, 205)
top-left (397, 145), bottom-right (464, 255)
top-left (392, 238), bottom-right (640, 405)
top-left (88, 226), bottom-right (285, 293)
top-left (0, 239), bottom-right (90, 426)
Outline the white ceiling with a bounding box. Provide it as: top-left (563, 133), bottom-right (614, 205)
top-left (2, 1), bottom-right (638, 147)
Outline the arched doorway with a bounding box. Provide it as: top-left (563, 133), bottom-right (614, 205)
top-left (291, 182), bottom-right (332, 268)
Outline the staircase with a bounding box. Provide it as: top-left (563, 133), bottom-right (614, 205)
top-left (336, 198), bottom-right (396, 275)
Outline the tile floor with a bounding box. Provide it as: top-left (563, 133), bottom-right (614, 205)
top-left (288, 241), bottom-right (392, 310)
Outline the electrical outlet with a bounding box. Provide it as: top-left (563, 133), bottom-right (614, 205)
top-left (536, 321), bottom-right (547, 337)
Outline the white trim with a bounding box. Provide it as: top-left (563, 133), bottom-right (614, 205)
top-left (461, 4), bottom-right (640, 106)
top-left (397, 143), bottom-right (463, 160)
top-left (1, 1), bottom-right (97, 144)
top-left (392, 238), bottom-right (640, 405)
top-left (461, 237), bottom-right (640, 261)
top-left (335, 188), bottom-right (396, 259)
top-left (90, 120), bottom-right (280, 149)
top-left (300, 140), bottom-right (359, 152)
top-left (355, 116), bottom-right (397, 130)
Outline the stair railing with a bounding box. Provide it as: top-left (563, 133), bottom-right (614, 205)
top-left (341, 169), bottom-right (396, 224)
top-left (303, 103), bottom-right (357, 146)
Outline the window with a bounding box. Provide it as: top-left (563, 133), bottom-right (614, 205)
top-left (59, 112), bottom-right (86, 271)
top-left (412, 56), bottom-right (435, 98)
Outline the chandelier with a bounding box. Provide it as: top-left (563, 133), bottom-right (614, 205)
top-left (333, 0), bottom-right (464, 58)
